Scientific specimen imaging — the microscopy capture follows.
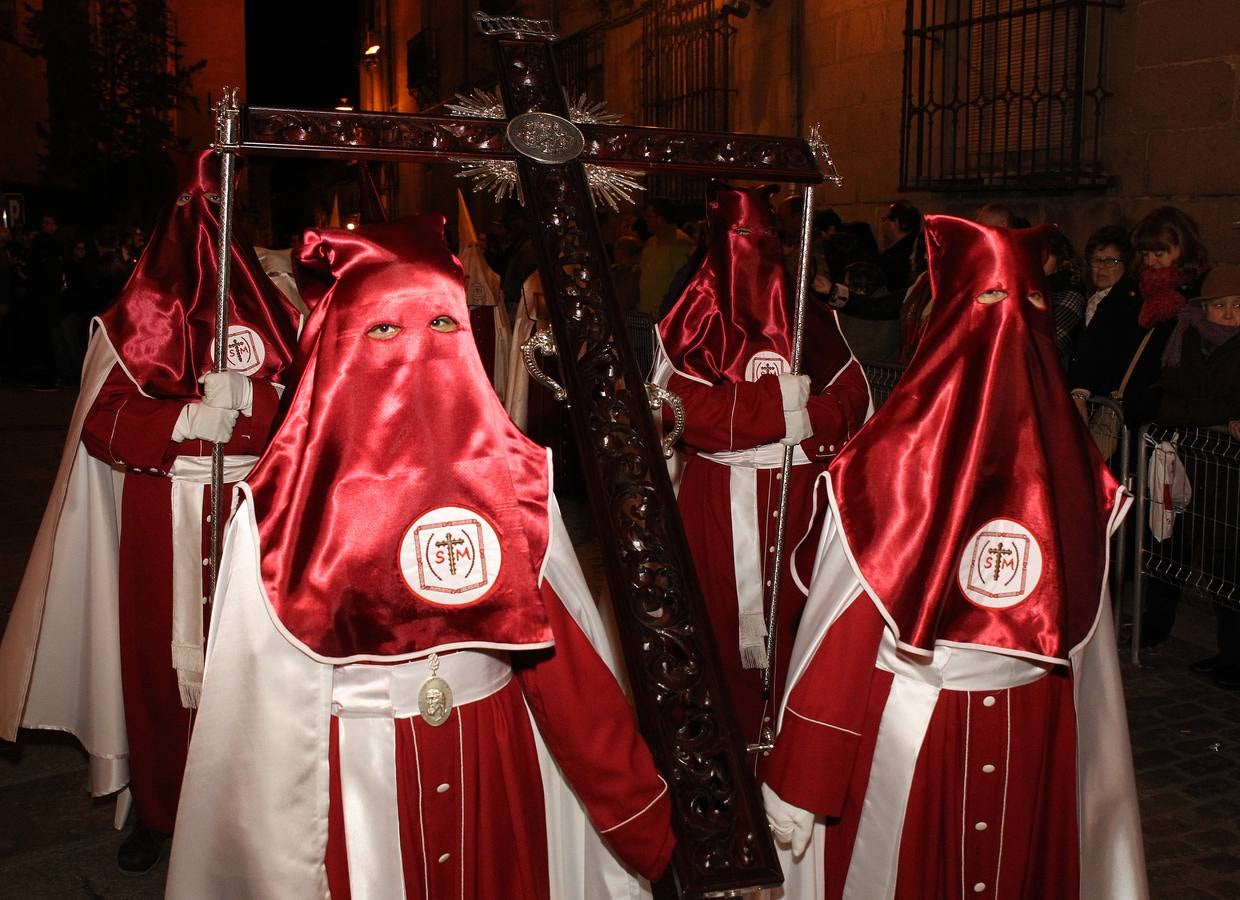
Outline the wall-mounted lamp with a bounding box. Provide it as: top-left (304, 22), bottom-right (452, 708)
top-left (362, 30), bottom-right (381, 67)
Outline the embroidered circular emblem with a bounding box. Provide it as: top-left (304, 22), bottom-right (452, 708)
top-left (399, 506), bottom-right (503, 606)
top-left (957, 518), bottom-right (1043, 609)
top-left (210, 325), bottom-right (266, 376)
top-left (745, 351), bottom-right (790, 382)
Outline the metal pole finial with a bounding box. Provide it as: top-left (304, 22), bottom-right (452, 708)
top-left (213, 86), bottom-right (241, 150)
top-left (807, 122), bottom-right (843, 188)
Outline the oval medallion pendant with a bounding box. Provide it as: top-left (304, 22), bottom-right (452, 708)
top-left (418, 675), bottom-right (454, 727)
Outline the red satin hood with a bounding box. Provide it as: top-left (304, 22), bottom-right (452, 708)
top-left (829, 216), bottom-right (1123, 663)
top-left (99, 149), bottom-right (300, 398)
top-left (246, 218), bottom-right (552, 662)
top-left (659, 184), bottom-right (853, 388)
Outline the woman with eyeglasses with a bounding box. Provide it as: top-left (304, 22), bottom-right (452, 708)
top-left (1068, 225), bottom-right (1152, 425)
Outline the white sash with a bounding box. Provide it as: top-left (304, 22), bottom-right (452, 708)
top-left (168, 454), bottom-right (258, 708)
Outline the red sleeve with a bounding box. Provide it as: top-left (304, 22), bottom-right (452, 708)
top-left (764, 593), bottom-right (885, 818)
top-left (800, 360), bottom-right (870, 463)
top-left (81, 364), bottom-right (187, 473)
top-left (514, 582), bottom-right (676, 881)
top-left (662, 372), bottom-right (785, 452)
top-left (81, 368), bottom-right (285, 475)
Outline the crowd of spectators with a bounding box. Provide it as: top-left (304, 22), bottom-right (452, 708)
top-left (0, 214), bottom-right (145, 389)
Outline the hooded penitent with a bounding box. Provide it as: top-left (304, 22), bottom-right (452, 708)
top-left (249, 217), bottom-right (552, 661)
top-left (0, 149), bottom-right (301, 801)
top-left (829, 215), bottom-right (1122, 663)
top-left (167, 218), bottom-right (676, 899)
top-left (659, 183), bottom-right (853, 388)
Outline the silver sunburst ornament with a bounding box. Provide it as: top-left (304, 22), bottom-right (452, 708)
top-left (448, 90), bottom-right (644, 210)
top-left (451, 158), bottom-right (523, 204)
top-left (445, 88), bottom-right (505, 120)
top-left (564, 93), bottom-right (623, 125)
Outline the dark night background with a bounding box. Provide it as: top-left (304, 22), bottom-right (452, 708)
top-left (245, 1), bottom-right (363, 246)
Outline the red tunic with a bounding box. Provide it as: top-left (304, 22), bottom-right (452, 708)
top-left (78, 364), bottom-right (282, 833)
top-left (324, 576), bottom-right (674, 899)
top-left (668, 363), bottom-right (869, 755)
top-left (766, 594), bottom-right (1083, 900)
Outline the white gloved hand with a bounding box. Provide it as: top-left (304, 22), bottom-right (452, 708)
top-left (173, 403), bottom-right (239, 443)
top-left (199, 371), bottom-right (253, 414)
top-left (762, 784), bottom-right (815, 859)
top-left (781, 408), bottom-right (813, 446)
top-left (777, 374), bottom-right (811, 412)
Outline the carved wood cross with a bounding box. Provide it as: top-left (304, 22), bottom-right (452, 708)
top-left (212, 15), bottom-right (825, 897)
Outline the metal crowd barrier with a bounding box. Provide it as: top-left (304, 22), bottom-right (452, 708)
top-left (859, 359), bottom-right (905, 410)
top-left (1130, 423), bottom-right (1240, 664)
top-left (624, 310), bottom-right (656, 380)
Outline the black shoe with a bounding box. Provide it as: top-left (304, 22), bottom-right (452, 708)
top-left (117, 822), bottom-right (166, 875)
top-left (1189, 656), bottom-right (1220, 675)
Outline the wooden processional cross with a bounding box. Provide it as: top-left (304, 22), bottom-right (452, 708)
top-left (211, 13), bottom-right (827, 898)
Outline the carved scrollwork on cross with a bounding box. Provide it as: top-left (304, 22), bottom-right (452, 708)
top-left (493, 33), bottom-right (781, 895)
top-left (645, 383), bottom-right (684, 459)
top-left (520, 329), bottom-right (567, 402)
top-left (242, 107), bottom-right (511, 162)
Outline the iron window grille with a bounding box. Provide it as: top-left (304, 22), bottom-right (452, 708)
top-left (556, 25), bottom-right (606, 102)
top-left (900, 0), bottom-right (1124, 192)
top-left (641, 0), bottom-right (735, 200)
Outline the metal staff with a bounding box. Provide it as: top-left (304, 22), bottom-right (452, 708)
top-left (750, 127), bottom-right (841, 753)
top-left (209, 87), bottom-right (241, 596)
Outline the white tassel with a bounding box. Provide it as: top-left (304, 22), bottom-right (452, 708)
top-left (177, 679), bottom-right (202, 710)
top-left (739, 611), bottom-right (769, 670)
top-left (172, 640), bottom-right (204, 709)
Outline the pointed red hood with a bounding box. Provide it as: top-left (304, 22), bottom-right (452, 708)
top-left (99, 149), bottom-right (301, 397)
top-left (659, 184), bottom-right (853, 389)
top-left (246, 218), bottom-right (552, 662)
top-left (828, 216), bottom-right (1123, 663)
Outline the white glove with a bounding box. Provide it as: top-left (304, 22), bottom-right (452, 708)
top-left (777, 374), bottom-right (810, 412)
top-left (781, 409), bottom-right (813, 446)
top-left (762, 784), bottom-right (816, 859)
top-left (173, 403), bottom-right (239, 443)
top-left (199, 371), bottom-right (253, 415)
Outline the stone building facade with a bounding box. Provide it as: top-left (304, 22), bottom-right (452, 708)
top-left (365, 0), bottom-right (1238, 263)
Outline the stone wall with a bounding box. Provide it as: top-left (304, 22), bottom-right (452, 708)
top-left (720, 0), bottom-right (1240, 263)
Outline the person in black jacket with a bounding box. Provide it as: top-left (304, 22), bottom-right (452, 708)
top-left (1157, 267), bottom-right (1240, 688)
top-left (1069, 227), bottom-right (1155, 424)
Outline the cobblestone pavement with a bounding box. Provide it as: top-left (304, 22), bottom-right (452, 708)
top-left (1, 386), bottom-right (1237, 898)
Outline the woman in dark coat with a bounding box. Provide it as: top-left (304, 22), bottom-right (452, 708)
top-left (1156, 267), bottom-right (1240, 689)
top-left (1069, 227), bottom-right (1151, 424)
